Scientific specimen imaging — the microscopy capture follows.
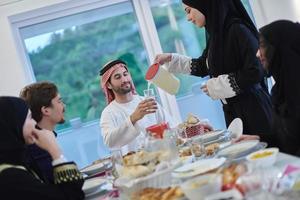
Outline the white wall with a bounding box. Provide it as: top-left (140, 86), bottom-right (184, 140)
top-left (251, 0), bottom-right (300, 28)
top-left (1, 0), bottom-right (300, 96)
top-left (0, 0), bottom-right (68, 96)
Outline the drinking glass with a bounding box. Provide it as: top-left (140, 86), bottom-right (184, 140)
top-left (110, 149), bottom-right (123, 178)
top-left (143, 88), bottom-right (155, 99)
top-left (143, 88), bottom-right (162, 123)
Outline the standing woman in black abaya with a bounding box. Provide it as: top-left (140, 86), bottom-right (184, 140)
top-left (257, 20), bottom-right (300, 156)
top-left (155, 0), bottom-right (274, 145)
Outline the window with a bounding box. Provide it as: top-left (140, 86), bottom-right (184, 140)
top-left (11, 0), bottom-right (180, 167)
top-left (11, 0), bottom-right (256, 167)
top-left (17, 0), bottom-right (255, 131)
top-left (21, 1), bottom-right (150, 131)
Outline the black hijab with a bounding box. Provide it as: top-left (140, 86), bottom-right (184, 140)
top-left (260, 20), bottom-right (300, 117)
top-left (182, 0), bottom-right (258, 76)
top-left (0, 97), bottom-right (29, 165)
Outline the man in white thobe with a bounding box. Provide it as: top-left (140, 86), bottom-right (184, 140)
top-left (99, 59), bottom-right (177, 155)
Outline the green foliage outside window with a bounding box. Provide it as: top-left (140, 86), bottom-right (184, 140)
top-left (26, 0), bottom-right (254, 131)
top-left (28, 13), bottom-right (148, 130)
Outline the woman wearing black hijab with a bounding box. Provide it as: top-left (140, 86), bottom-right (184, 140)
top-left (0, 97), bottom-right (84, 200)
top-left (155, 0), bottom-right (274, 144)
top-left (257, 20), bottom-right (300, 156)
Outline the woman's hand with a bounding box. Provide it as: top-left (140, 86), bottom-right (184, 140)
top-left (130, 98), bottom-right (157, 124)
top-left (200, 83), bottom-right (210, 96)
top-left (31, 128), bottom-right (62, 160)
top-left (154, 53), bottom-right (172, 65)
top-left (232, 134), bottom-right (260, 143)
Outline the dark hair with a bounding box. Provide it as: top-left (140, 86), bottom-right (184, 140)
top-left (20, 82), bottom-right (58, 122)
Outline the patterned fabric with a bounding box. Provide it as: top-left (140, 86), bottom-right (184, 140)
top-left (53, 162), bottom-right (82, 184)
top-left (228, 73), bottom-right (242, 94)
top-left (100, 63), bottom-right (136, 104)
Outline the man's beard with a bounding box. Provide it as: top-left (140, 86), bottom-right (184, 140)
top-left (112, 83), bottom-right (132, 95)
top-left (58, 108), bottom-right (65, 124)
top-left (58, 118), bottom-right (65, 124)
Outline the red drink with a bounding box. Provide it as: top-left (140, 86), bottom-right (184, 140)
top-left (146, 122), bottom-right (169, 139)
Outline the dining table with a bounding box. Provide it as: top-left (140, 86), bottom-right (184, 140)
top-left (82, 131), bottom-right (300, 200)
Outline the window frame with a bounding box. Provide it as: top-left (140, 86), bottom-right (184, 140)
top-left (8, 0), bottom-right (182, 127)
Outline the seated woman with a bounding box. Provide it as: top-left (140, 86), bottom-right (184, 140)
top-left (0, 96), bottom-right (84, 199)
top-left (256, 20), bottom-right (300, 156)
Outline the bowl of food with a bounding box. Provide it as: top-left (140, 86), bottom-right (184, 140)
top-left (115, 150), bottom-right (174, 195)
top-left (185, 123), bottom-right (205, 138)
top-left (178, 114), bottom-right (206, 138)
top-left (181, 173), bottom-right (222, 200)
top-left (246, 147), bottom-right (279, 168)
top-left (115, 164), bottom-right (173, 195)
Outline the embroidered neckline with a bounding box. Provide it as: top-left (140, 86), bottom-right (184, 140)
top-left (228, 73), bottom-right (241, 94)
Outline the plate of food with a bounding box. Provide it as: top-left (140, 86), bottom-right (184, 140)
top-left (115, 150), bottom-right (175, 195)
top-left (217, 140), bottom-right (260, 159)
top-left (115, 164), bottom-right (174, 195)
top-left (172, 157), bottom-right (226, 179)
top-left (246, 147), bottom-right (279, 168)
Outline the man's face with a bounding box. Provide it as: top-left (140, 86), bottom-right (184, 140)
top-left (47, 94), bottom-right (65, 124)
top-left (108, 66), bottom-right (132, 95)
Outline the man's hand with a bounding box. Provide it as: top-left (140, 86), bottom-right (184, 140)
top-left (130, 98), bottom-right (157, 124)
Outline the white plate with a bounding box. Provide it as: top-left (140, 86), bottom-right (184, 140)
top-left (227, 118), bottom-right (243, 138)
top-left (85, 186), bottom-right (108, 199)
top-left (191, 130), bottom-right (225, 143)
top-left (218, 140), bottom-right (259, 157)
top-left (224, 142), bottom-right (268, 162)
top-left (80, 162), bottom-right (106, 175)
top-left (172, 157), bottom-right (226, 179)
top-left (203, 134), bottom-right (228, 146)
top-left (82, 177), bottom-right (107, 194)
